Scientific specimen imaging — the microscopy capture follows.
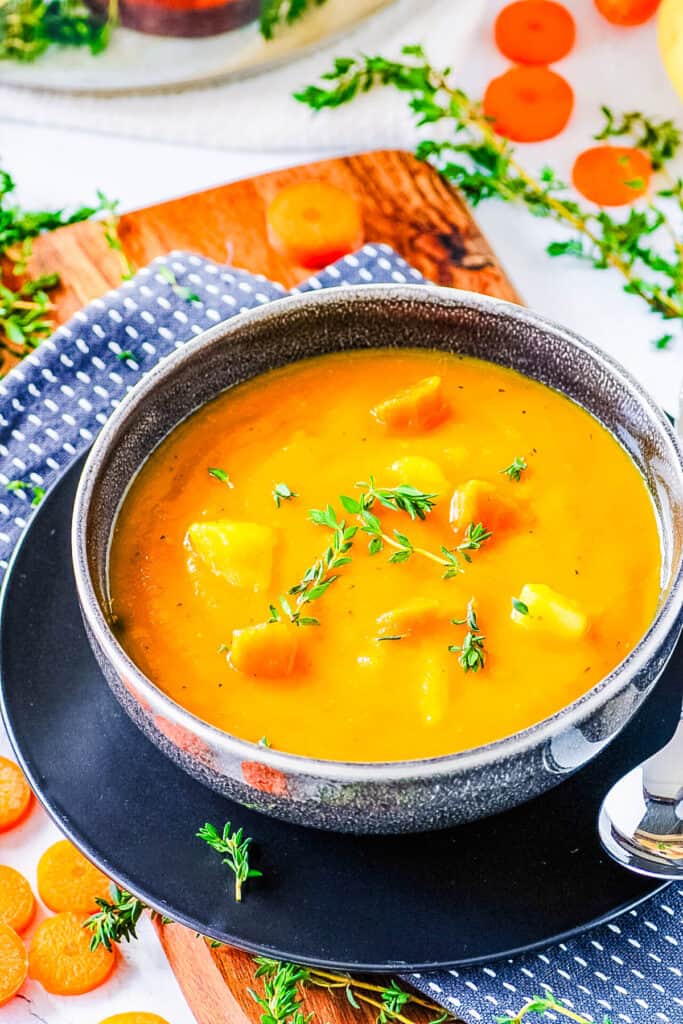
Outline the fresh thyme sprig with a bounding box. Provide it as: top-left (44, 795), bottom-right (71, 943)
top-left (269, 504), bottom-right (356, 627)
top-left (342, 479), bottom-right (491, 578)
top-left (296, 47), bottom-right (683, 338)
top-left (354, 477), bottom-right (438, 520)
top-left (500, 456), bottom-right (527, 482)
top-left (0, 170), bottom-right (113, 254)
top-left (251, 958), bottom-right (453, 1024)
top-left (84, 883), bottom-right (147, 952)
top-left (0, 170), bottom-right (117, 364)
top-left (449, 599), bottom-right (486, 672)
top-left (259, 0), bottom-right (328, 40)
top-left (273, 482), bottom-right (298, 508)
top-left (0, 273), bottom-right (58, 365)
top-left (197, 821), bottom-right (262, 903)
top-left (497, 992), bottom-right (613, 1024)
top-left (6, 479), bottom-right (45, 506)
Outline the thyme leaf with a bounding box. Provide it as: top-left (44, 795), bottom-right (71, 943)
top-left (296, 49), bottom-right (683, 340)
top-left (500, 456), bottom-right (527, 482)
top-left (208, 466), bottom-right (233, 487)
top-left (197, 820), bottom-right (262, 903)
top-left (273, 482), bottom-right (298, 508)
top-left (6, 479), bottom-right (45, 506)
top-left (449, 599), bottom-right (486, 672)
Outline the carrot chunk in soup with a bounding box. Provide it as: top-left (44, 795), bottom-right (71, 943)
top-left (371, 376), bottom-right (449, 433)
top-left (449, 479), bottom-right (511, 534)
top-left (109, 349), bottom-right (660, 762)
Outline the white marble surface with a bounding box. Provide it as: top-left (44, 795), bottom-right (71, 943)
top-left (0, 1), bottom-right (682, 1021)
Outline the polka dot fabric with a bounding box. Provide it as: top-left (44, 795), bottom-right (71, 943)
top-left (405, 887), bottom-right (683, 1022)
top-left (0, 245), bottom-right (680, 1022)
top-left (0, 244), bottom-right (422, 574)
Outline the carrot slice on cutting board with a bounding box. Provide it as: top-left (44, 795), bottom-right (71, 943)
top-left (0, 757), bottom-right (32, 832)
top-left (483, 66), bottom-right (574, 142)
top-left (29, 912), bottom-right (116, 995)
top-left (0, 922), bottom-right (27, 1005)
top-left (0, 866), bottom-right (35, 933)
top-left (572, 145), bottom-right (652, 205)
top-left (37, 840), bottom-right (111, 914)
top-left (266, 181), bottom-right (364, 269)
top-left (495, 1), bottom-right (576, 64)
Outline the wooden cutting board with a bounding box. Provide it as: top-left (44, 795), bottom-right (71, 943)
top-left (28, 148), bottom-right (518, 1024)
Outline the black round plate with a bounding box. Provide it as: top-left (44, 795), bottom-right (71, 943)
top-left (0, 458), bottom-right (675, 971)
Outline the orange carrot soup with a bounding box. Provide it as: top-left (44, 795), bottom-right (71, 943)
top-left (108, 349), bottom-right (661, 762)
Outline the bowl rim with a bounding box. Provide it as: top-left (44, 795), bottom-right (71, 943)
top-left (71, 283), bottom-right (683, 782)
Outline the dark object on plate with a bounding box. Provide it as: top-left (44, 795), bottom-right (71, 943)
top-left (88, 0), bottom-right (259, 37)
top-left (0, 462), bottom-right (675, 966)
top-left (72, 286), bottom-right (683, 834)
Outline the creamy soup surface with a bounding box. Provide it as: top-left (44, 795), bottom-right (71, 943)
top-left (109, 349), bottom-right (661, 762)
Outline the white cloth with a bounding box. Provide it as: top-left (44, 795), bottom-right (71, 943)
top-left (0, 0), bottom-right (486, 150)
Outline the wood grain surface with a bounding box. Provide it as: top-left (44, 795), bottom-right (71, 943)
top-left (156, 921), bottom-right (465, 1024)
top-left (30, 148), bottom-right (517, 1023)
top-left (28, 149), bottom-right (519, 334)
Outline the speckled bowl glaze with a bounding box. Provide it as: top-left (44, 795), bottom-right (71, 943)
top-left (72, 285), bottom-right (683, 834)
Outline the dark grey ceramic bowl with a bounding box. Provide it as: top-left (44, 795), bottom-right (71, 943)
top-left (72, 285), bottom-right (683, 834)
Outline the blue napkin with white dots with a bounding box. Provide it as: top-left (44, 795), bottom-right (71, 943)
top-left (0, 246), bottom-right (680, 1024)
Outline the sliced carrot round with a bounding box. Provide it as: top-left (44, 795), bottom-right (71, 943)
top-left (0, 866), bottom-right (35, 934)
top-left (29, 912), bottom-right (116, 995)
top-left (0, 922), bottom-right (27, 1005)
top-left (37, 840), bottom-right (111, 914)
top-left (594, 0), bottom-right (659, 25)
top-left (572, 145), bottom-right (652, 205)
top-left (266, 181), bottom-right (364, 269)
top-left (495, 1), bottom-right (576, 64)
top-left (99, 1015), bottom-right (170, 1024)
top-left (0, 757), bottom-right (32, 832)
top-left (483, 66), bottom-right (574, 142)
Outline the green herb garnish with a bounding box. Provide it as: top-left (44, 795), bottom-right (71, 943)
top-left (351, 477), bottom-right (438, 520)
top-left (498, 992), bottom-right (612, 1024)
top-left (157, 264), bottom-right (200, 304)
top-left (208, 467), bottom-right (233, 487)
top-left (84, 883), bottom-right (147, 952)
top-left (116, 349), bottom-right (139, 364)
top-left (500, 456), bottom-right (527, 482)
top-left (0, 169), bottom-right (112, 254)
top-left (0, 0), bottom-right (113, 64)
top-left (344, 479), bottom-right (491, 578)
top-left (270, 504), bottom-right (356, 627)
top-left (101, 200), bottom-right (136, 283)
top-left (512, 596), bottom-right (529, 616)
top-left (449, 599), bottom-right (486, 672)
top-left (251, 958), bottom-right (452, 1024)
top-left (6, 479), bottom-right (45, 506)
top-left (197, 821), bottom-right (262, 903)
top-left (296, 48), bottom-right (683, 340)
top-left (273, 482), bottom-right (298, 508)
